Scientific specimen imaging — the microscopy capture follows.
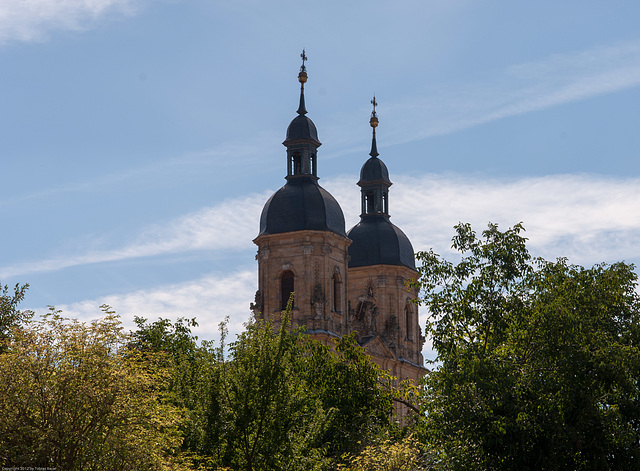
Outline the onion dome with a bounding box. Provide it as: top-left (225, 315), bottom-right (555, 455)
top-left (347, 216), bottom-right (415, 269)
top-left (259, 178), bottom-right (346, 236)
top-left (258, 50), bottom-right (346, 238)
top-left (347, 97), bottom-right (415, 269)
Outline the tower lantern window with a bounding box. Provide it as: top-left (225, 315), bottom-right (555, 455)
top-left (365, 192), bottom-right (374, 213)
top-left (293, 153), bottom-right (302, 175)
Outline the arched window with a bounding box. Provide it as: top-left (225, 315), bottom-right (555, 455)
top-left (332, 273), bottom-right (341, 312)
top-left (311, 153), bottom-right (317, 176)
top-left (405, 302), bottom-right (413, 340)
top-left (281, 270), bottom-right (294, 310)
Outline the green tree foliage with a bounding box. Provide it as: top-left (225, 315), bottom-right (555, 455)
top-left (196, 311), bottom-right (393, 469)
top-left (1, 292), bottom-right (400, 470)
top-left (0, 283), bottom-right (30, 352)
top-left (128, 307), bottom-right (396, 471)
top-left (302, 333), bottom-right (396, 458)
top-left (205, 316), bottom-right (329, 471)
top-left (414, 223), bottom-right (640, 470)
top-left (0, 306), bottom-right (186, 470)
top-left (129, 316), bottom-right (216, 454)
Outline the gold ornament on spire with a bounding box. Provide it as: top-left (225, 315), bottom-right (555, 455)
top-left (369, 96), bottom-right (379, 157)
top-left (298, 49), bottom-right (308, 84)
top-left (296, 50), bottom-right (308, 115)
top-left (370, 95), bottom-right (379, 129)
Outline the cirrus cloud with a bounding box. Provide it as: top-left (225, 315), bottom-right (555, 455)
top-left (4, 173), bottom-right (640, 280)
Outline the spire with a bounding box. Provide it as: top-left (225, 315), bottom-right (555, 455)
top-left (284, 50), bottom-right (321, 179)
top-left (297, 49), bottom-right (308, 115)
top-left (358, 96), bottom-right (391, 217)
top-left (369, 95), bottom-right (379, 158)
top-left (284, 49), bottom-right (320, 147)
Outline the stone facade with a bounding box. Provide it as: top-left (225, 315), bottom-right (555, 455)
top-left (347, 264), bottom-right (424, 369)
top-left (253, 229), bottom-right (350, 336)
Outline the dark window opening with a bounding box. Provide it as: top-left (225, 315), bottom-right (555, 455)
top-left (365, 192), bottom-right (374, 213)
top-left (293, 154), bottom-right (302, 175)
top-left (281, 270), bottom-right (294, 310)
top-left (405, 303), bottom-right (413, 340)
top-left (332, 274), bottom-right (341, 312)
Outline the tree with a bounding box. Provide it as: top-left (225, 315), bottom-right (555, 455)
top-left (198, 307), bottom-right (395, 470)
top-left (129, 316), bottom-right (216, 455)
top-left (301, 333), bottom-right (396, 459)
top-left (0, 306), bottom-right (186, 470)
top-left (0, 283), bottom-right (30, 353)
top-left (414, 223), bottom-right (640, 471)
top-left (204, 314), bottom-right (330, 471)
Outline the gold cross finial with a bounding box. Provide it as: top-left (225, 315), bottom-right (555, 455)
top-left (370, 95), bottom-right (379, 129)
top-left (300, 49), bottom-right (307, 73)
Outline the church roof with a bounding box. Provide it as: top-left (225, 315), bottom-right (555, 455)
top-left (284, 114), bottom-right (320, 145)
top-left (347, 214), bottom-right (415, 269)
top-left (258, 176), bottom-right (346, 237)
top-left (359, 156), bottom-right (391, 185)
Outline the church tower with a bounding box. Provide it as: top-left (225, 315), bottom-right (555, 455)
top-left (346, 98), bottom-right (425, 383)
top-left (253, 55), bottom-right (426, 402)
top-left (252, 52), bottom-right (351, 342)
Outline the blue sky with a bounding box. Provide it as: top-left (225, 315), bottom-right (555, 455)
top-left (1, 1), bottom-right (640, 359)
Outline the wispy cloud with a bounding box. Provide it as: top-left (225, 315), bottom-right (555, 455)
top-left (325, 40), bottom-right (640, 154)
top-left (6, 41), bottom-right (639, 211)
top-left (388, 174), bottom-right (640, 266)
top-left (0, 133), bottom-right (279, 208)
top-left (5, 173), bottom-right (640, 279)
top-left (0, 0), bottom-right (142, 44)
top-left (0, 192), bottom-right (268, 278)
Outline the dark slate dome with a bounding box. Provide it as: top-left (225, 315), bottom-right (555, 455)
top-left (359, 156), bottom-right (391, 184)
top-left (259, 177), bottom-right (346, 237)
top-left (284, 114), bottom-right (320, 145)
top-left (347, 215), bottom-right (415, 269)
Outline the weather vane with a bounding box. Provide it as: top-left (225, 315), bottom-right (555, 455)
top-left (300, 49), bottom-right (307, 73)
